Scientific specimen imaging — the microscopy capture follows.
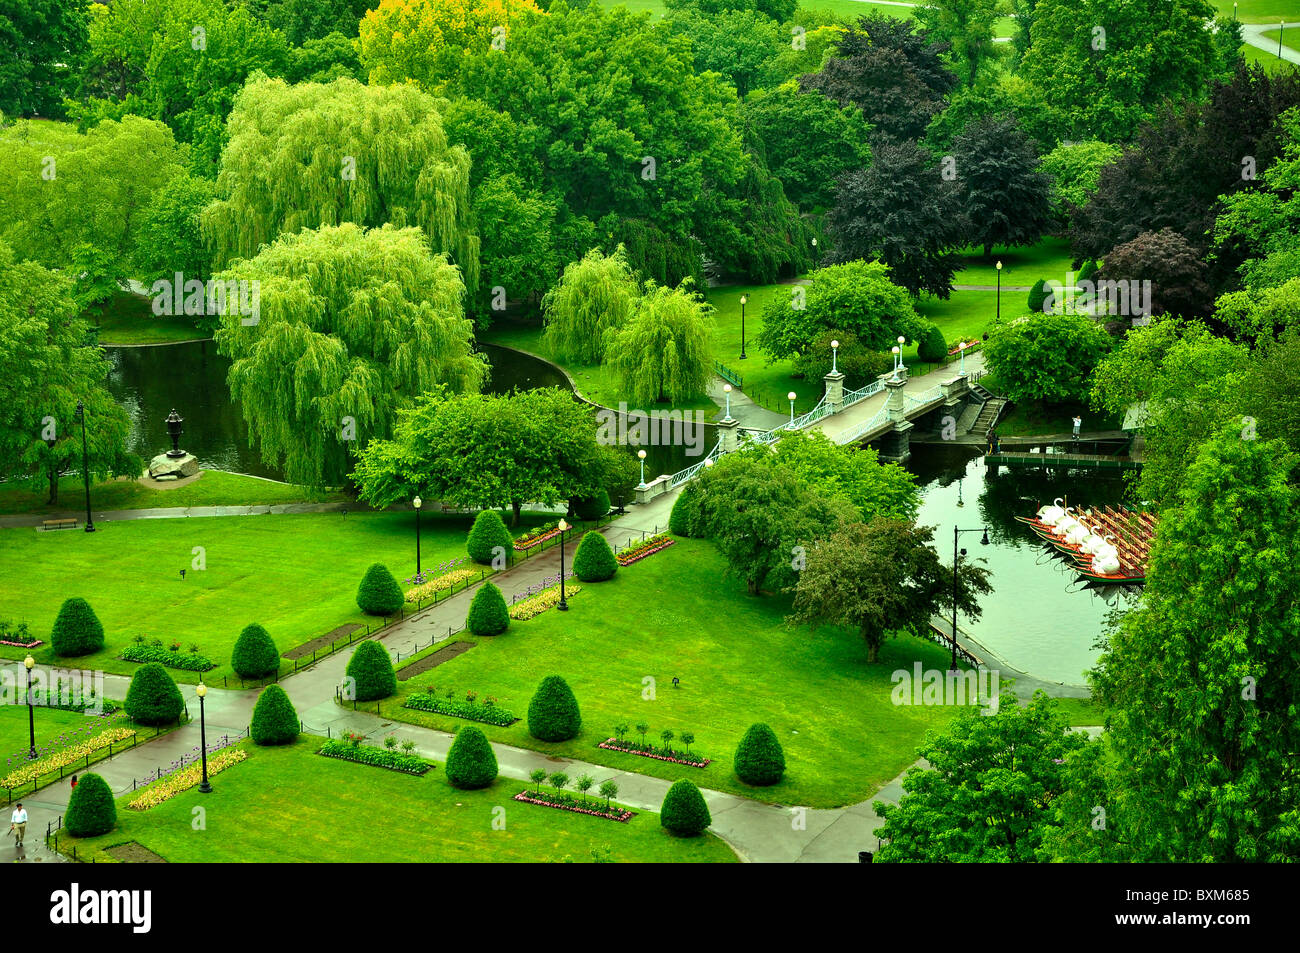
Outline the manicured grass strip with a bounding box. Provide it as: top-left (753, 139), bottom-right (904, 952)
top-left (56, 739), bottom-right (738, 863)
top-left (382, 538), bottom-right (968, 808)
top-left (83, 290), bottom-right (209, 346)
top-left (0, 470), bottom-right (346, 515)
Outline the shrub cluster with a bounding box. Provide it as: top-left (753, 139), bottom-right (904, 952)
top-left (570, 490), bottom-right (610, 521)
top-left (124, 663), bottom-right (185, 726)
top-left (231, 623), bottom-right (279, 679)
top-left (64, 772), bottom-right (117, 837)
top-left (50, 598), bottom-right (105, 657)
top-left (572, 531), bottom-right (618, 582)
top-left (660, 779), bottom-right (710, 837)
top-left (733, 722), bottom-right (786, 786)
top-left (467, 510), bottom-right (512, 563)
top-left (319, 736), bottom-right (430, 774)
top-left (120, 643), bottom-right (215, 672)
top-left (917, 323), bottom-right (947, 362)
top-left (344, 640), bottom-right (397, 702)
top-left (445, 725), bottom-right (498, 789)
top-left (467, 582), bottom-right (510, 636)
top-left (250, 684), bottom-right (299, 746)
top-left (404, 689), bottom-right (516, 727)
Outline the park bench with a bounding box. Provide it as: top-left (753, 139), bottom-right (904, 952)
top-left (41, 518), bottom-right (78, 531)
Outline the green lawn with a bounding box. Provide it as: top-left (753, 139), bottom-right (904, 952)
top-left (83, 290), bottom-right (210, 346)
top-left (0, 510), bottom-right (542, 683)
top-left (57, 738), bottom-right (738, 863)
top-left (708, 282), bottom-right (820, 414)
top-left (0, 703), bottom-right (120, 769)
top-left (377, 538), bottom-right (971, 808)
top-left (0, 471), bottom-right (346, 515)
top-left (952, 237), bottom-right (1077, 289)
top-left (1052, 697), bottom-right (1105, 728)
top-left (1242, 41), bottom-right (1300, 71)
top-left (1258, 27), bottom-right (1300, 56)
top-left (1217, 1), bottom-right (1300, 23)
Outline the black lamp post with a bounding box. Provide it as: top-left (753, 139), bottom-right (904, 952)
top-left (75, 401), bottom-right (94, 533)
top-left (950, 525), bottom-right (989, 670)
top-left (995, 260), bottom-right (1002, 324)
top-left (413, 495), bottom-right (423, 578)
top-left (557, 518), bottom-right (570, 611)
top-left (196, 682), bottom-right (212, 793)
top-left (739, 294), bottom-right (748, 360)
top-left (165, 409), bottom-right (185, 458)
top-left (24, 655), bottom-right (37, 759)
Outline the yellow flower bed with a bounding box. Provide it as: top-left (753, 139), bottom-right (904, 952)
top-left (128, 747), bottom-right (247, 811)
top-left (0, 726), bottom-right (136, 789)
top-left (509, 584), bottom-right (582, 620)
top-left (405, 568), bottom-right (480, 603)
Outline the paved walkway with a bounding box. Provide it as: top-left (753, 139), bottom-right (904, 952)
top-left (1243, 22), bottom-right (1300, 65)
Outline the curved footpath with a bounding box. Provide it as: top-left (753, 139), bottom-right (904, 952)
top-left (6, 488), bottom-right (1097, 865)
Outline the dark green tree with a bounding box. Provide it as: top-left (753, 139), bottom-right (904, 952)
top-left (345, 640), bottom-right (397, 702)
top-left (50, 598), bottom-right (105, 658)
top-left (660, 778), bottom-right (711, 836)
top-left (951, 114), bottom-right (1053, 259)
top-left (63, 772), bottom-right (116, 838)
top-left (733, 723), bottom-right (786, 786)
top-left (356, 564), bottom-right (403, 616)
top-left (467, 510), bottom-right (513, 563)
top-left (124, 663), bottom-right (184, 726)
top-left (250, 684), bottom-right (299, 746)
top-left (572, 532), bottom-right (618, 582)
top-left (527, 675), bottom-right (582, 742)
top-left (231, 623), bottom-right (279, 679)
top-left (445, 725), bottom-right (499, 789)
top-left (466, 582), bottom-right (510, 636)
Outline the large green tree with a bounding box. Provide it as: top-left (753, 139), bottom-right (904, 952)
top-left (914, 0), bottom-right (998, 89)
top-left (213, 223), bottom-right (484, 488)
top-left (202, 77), bottom-right (478, 289)
top-left (0, 244), bottom-right (135, 504)
top-left (789, 518), bottom-right (991, 663)
top-left (604, 281), bottom-right (715, 404)
top-left (1062, 426), bottom-right (1300, 861)
top-left (541, 246), bottom-right (640, 364)
top-left (764, 431), bottom-right (919, 524)
top-left (951, 114), bottom-right (1052, 259)
top-left (983, 311), bottom-right (1111, 405)
top-left (351, 387), bottom-right (613, 525)
top-left (0, 0), bottom-right (90, 117)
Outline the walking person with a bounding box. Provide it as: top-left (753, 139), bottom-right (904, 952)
top-left (1072, 415), bottom-right (1082, 442)
top-left (70, 774), bottom-right (77, 791)
top-left (10, 802), bottom-right (27, 848)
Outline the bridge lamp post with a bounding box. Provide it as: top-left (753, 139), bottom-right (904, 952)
top-left (830, 339), bottom-right (839, 374)
top-left (891, 346), bottom-right (901, 379)
top-left (636, 449), bottom-right (647, 489)
top-left (787, 392), bottom-right (797, 427)
top-left (811, 236), bottom-right (819, 266)
top-left (897, 335), bottom-right (906, 372)
top-left (24, 655), bottom-right (37, 759)
top-left (996, 261), bottom-right (1003, 323)
top-left (950, 526), bottom-right (990, 671)
top-left (739, 295), bottom-right (748, 360)
top-left (722, 383), bottom-right (733, 422)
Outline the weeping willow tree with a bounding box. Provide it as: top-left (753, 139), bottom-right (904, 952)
top-left (540, 245), bottom-right (639, 363)
top-left (213, 223), bottom-right (487, 487)
top-left (604, 280), bottom-right (715, 404)
top-left (202, 77), bottom-right (479, 292)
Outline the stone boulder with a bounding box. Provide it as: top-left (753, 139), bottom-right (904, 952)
top-left (148, 452), bottom-right (199, 481)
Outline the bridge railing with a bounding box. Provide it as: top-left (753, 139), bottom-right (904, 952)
top-left (668, 438), bottom-right (724, 488)
top-left (903, 384), bottom-right (945, 407)
top-left (840, 378), bottom-right (885, 408)
top-left (833, 406), bottom-right (890, 446)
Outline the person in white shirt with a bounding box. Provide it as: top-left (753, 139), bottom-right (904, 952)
top-left (9, 803), bottom-right (27, 847)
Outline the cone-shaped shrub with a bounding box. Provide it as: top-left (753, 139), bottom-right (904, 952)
top-left (733, 722), bottom-right (786, 786)
top-left (467, 509), bottom-right (512, 564)
top-left (64, 772), bottom-right (116, 837)
top-left (50, 597), bottom-right (105, 657)
top-left (345, 640), bottom-right (396, 701)
top-left (231, 623), bottom-right (279, 679)
top-left (669, 490), bottom-right (698, 537)
top-left (467, 582), bottom-right (509, 636)
top-left (250, 684), bottom-right (299, 746)
top-left (527, 674), bottom-right (582, 741)
top-left (572, 531), bottom-right (617, 582)
top-left (356, 563), bottom-right (403, 616)
top-left (124, 662), bottom-right (184, 725)
top-left (917, 324), bottom-right (946, 362)
top-left (1077, 259), bottom-right (1099, 284)
top-left (660, 779), bottom-right (710, 836)
top-left (445, 725), bottom-right (498, 789)
top-left (1027, 278), bottom-right (1049, 313)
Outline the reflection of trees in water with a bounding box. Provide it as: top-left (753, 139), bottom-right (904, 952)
top-left (978, 462), bottom-right (1131, 547)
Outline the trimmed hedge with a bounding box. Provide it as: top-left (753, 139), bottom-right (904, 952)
top-left (1028, 278), bottom-right (1050, 313)
top-left (356, 563), bottom-right (403, 616)
top-left (1077, 259), bottom-right (1099, 284)
top-left (231, 623), bottom-right (279, 679)
top-left (467, 582), bottom-right (509, 636)
top-left (571, 490), bottom-right (610, 521)
top-left (345, 640), bottom-right (397, 702)
top-left (660, 778), bottom-right (710, 836)
top-left (917, 323), bottom-right (946, 362)
top-left (467, 509), bottom-right (512, 564)
top-left (527, 675), bottom-right (582, 742)
top-left (733, 722), bottom-right (786, 786)
top-left (50, 598), bottom-right (105, 658)
top-left (64, 772), bottom-right (116, 837)
top-left (251, 684), bottom-right (299, 746)
top-left (445, 725), bottom-right (499, 789)
top-left (124, 663), bottom-right (184, 726)
top-left (572, 531), bottom-right (618, 582)
top-left (669, 489), bottom-right (699, 537)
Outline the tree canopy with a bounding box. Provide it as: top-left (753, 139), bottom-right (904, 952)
top-left (604, 281), bottom-right (715, 404)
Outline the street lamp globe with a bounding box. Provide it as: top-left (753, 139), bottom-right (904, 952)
top-left (24, 655), bottom-right (34, 671)
top-left (996, 260), bottom-right (1003, 271)
top-left (740, 294), bottom-right (747, 306)
top-left (413, 495), bottom-right (422, 510)
top-left (196, 682), bottom-right (207, 699)
top-left (558, 518), bottom-right (569, 532)
top-left (637, 449), bottom-right (646, 461)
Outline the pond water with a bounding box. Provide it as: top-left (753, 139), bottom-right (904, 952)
top-left (105, 337), bottom-right (1128, 683)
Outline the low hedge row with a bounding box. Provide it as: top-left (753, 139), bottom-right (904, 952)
top-left (403, 693), bottom-right (518, 727)
top-left (318, 738), bottom-right (431, 775)
top-left (120, 643), bottom-right (216, 672)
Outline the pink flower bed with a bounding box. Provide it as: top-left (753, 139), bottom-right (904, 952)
top-left (513, 527), bottom-right (562, 551)
top-left (0, 639), bottom-right (41, 648)
top-left (616, 536), bottom-right (675, 566)
top-left (513, 791), bottom-right (634, 823)
top-left (598, 739), bottom-right (710, 768)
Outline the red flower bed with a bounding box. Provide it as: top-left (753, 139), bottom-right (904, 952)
top-left (513, 527), bottom-right (562, 552)
top-left (0, 639), bottom-right (41, 648)
top-left (598, 739), bottom-right (710, 768)
top-left (513, 790), bottom-right (634, 822)
top-left (616, 535), bottom-right (675, 566)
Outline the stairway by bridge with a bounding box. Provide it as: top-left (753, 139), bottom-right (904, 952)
top-left (971, 397), bottom-right (1006, 439)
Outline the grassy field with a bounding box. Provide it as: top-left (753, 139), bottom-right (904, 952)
top-left (0, 703), bottom-right (120, 770)
top-left (376, 537), bottom-right (972, 808)
top-left (56, 738), bottom-right (739, 863)
top-left (952, 237), bottom-right (1076, 289)
top-left (707, 282), bottom-right (819, 414)
top-left (83, 291), bottom-right (209, 346)
top-left (1218, 1), bottom-right (1300, 23)
top-left (0, 510), bottom-right (545, 683)
top-left (0, 472), bottom-right (346, 516)
top-left (1052, 697), bottom-right (1105, 728)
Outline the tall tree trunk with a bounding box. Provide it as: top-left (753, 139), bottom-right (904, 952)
top-left (47, 464), bottom-right (59, 506)
top-left (863, 623), bottom-right (880, 663)
top-left (511, 500), bottom-right (522, 527)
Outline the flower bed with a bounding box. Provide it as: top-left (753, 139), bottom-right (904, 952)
top-left (403, 691), bottom-right (518, 726)
top-left (1, 726), bottom-right (136, 789)
top-left (513, 523), bottom-right (562, 551)
top-left (0, 620), bottom-right (38, 647)
top-left (0, 637), bottom-right (41, 648)
top-left (513, 790), bottom-right (634, 823)
top-left (128, 748), bottom-right (247, 810)
top-left (319, 738), bottom-right (432, 775)
top-left (120, 642), bottom-right (216, 672)
top-left (509, 582), bottom-right (581, 620)
top-left (404, 567), bottom-right (479, 603)
top-left (616, 534), bottom-right (675, 566)
top-left (597, 739), bottom-right (710, 768)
